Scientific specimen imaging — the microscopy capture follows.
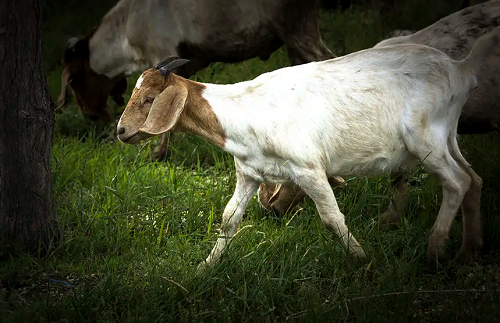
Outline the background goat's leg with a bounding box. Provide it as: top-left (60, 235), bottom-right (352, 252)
top-left (276, 0), bottom-right (334, 65)
top-left (448, 138), bottom-right (483, 258)
top-left (281, 26), bottom-right (334, 65)
top-left (151, 133), bottom-right (174, 161)
top-left (296, 173), bottom-right (366, 258)
top-left (380, 172), bottom-right (409, 226)
top-left (200, 163), bottom-right (259, 269)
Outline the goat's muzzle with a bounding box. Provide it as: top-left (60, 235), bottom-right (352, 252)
top-left (116, 123), bottom-right (140, 143)
top-left (117, 130), bottom-right (141, 144)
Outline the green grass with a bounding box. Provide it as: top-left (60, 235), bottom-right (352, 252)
top-left (1, 0), bottom-right (500, 322)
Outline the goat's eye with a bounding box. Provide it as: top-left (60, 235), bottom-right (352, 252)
top-left (144, 97), bottom-right (154, 105)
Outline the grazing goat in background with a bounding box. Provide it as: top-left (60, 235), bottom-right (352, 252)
top-left (260, 0), bottom-right (500, 228)
top-left (117, 26), bottom-right (500, 268)
top-left (57, 0), bottom-right (333, 159)
top-left (375, 0), bottom-right (500, 134)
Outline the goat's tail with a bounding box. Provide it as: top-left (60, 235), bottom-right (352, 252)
top-left (460, 26), bottom-right (500, 75)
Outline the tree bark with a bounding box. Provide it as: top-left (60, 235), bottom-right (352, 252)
top-left (0, 0), bottom-right (58, 254)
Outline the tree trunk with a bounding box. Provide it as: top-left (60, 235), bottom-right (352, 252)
top-left (0, 0), bottom-right (58, 254)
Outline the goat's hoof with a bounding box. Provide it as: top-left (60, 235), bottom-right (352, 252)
top-left (350, 245), bottom-right (367, 259)
top-left (426, 229), bottom-right (449, 262)
top-left (196, 262), bottom-right (207, 273)
top-left (426, 243), bottom-right (447, 265)
top-left (196, 260), bottom-right (212, 274)
top-left (379, 211), bottom-right (400, 228)
top-left (346, 251), bottom-right (369, 270)
top-left (151, 149), bottom-right (171, 162)
top-left (456, 239), bottom-right (483, 261)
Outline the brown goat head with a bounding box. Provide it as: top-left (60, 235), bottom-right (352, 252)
top-left (117, 57), bottom-right (190, 144)
top-left (57, 37), bottom-right (127, 123)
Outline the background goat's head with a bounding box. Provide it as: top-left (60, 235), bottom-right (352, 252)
top-left (57, 36), bottom-right (127, 123)
top-left (117, 57), bottom-right (190, 144)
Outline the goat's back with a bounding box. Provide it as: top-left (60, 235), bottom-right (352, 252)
top-left (209, 44), bottom-right (473, 177)
top-left (124, 0), bottom-right (323, 64)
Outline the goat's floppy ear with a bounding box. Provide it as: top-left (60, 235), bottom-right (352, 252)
top-left (56, 65), bottom-right (72, 111)
top-left (138, 83), bottom-right (188, 135)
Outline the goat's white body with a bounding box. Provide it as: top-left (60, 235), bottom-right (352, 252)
top-left (117, 25), bottom-right (496, 269)
top-left (195, 43), bottom-right (485, 268)
top-left (203, 45), bottom-right (471, 184)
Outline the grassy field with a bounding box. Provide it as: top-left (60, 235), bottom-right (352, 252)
top-left (1, 0), bottom-right (500, 322)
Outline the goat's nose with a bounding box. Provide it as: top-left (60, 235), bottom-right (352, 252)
top-left (117, 126), bottom-right (126, 135)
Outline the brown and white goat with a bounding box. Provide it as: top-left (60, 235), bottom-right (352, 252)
top-left (117, 27), bottom-right (498, 267)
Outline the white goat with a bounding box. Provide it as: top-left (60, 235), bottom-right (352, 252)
top-left (117, 27), bottom-right (499, 268)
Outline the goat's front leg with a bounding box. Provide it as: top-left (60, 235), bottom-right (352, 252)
top-left (295, 172), bottom-right (366, 258)
top-left (199, 166), bottom-right (259, 270)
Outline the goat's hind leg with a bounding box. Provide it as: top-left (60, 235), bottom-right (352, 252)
top-left (295, 173), bottom-right (366, 259)
top-left (420, 150), bottom-right (471, 260)
top-left (448, 137), bottom-right (483, 259)
top-left (404, 122), bottom-right (471, 260)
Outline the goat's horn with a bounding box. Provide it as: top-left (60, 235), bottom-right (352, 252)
top-left (157, 57), bottom-right (190, 77)
top-left (155, 56), bottom-right (180, 70)
top-left (56, 66), bottom-right (72, 111)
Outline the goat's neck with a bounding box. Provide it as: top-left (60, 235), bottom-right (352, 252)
top-left (175, 76), bottom-right (262, 157)
top-left (88, 1), bottom-right (150, 78)
top-left (174, 77), bottom-right (228, 149)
